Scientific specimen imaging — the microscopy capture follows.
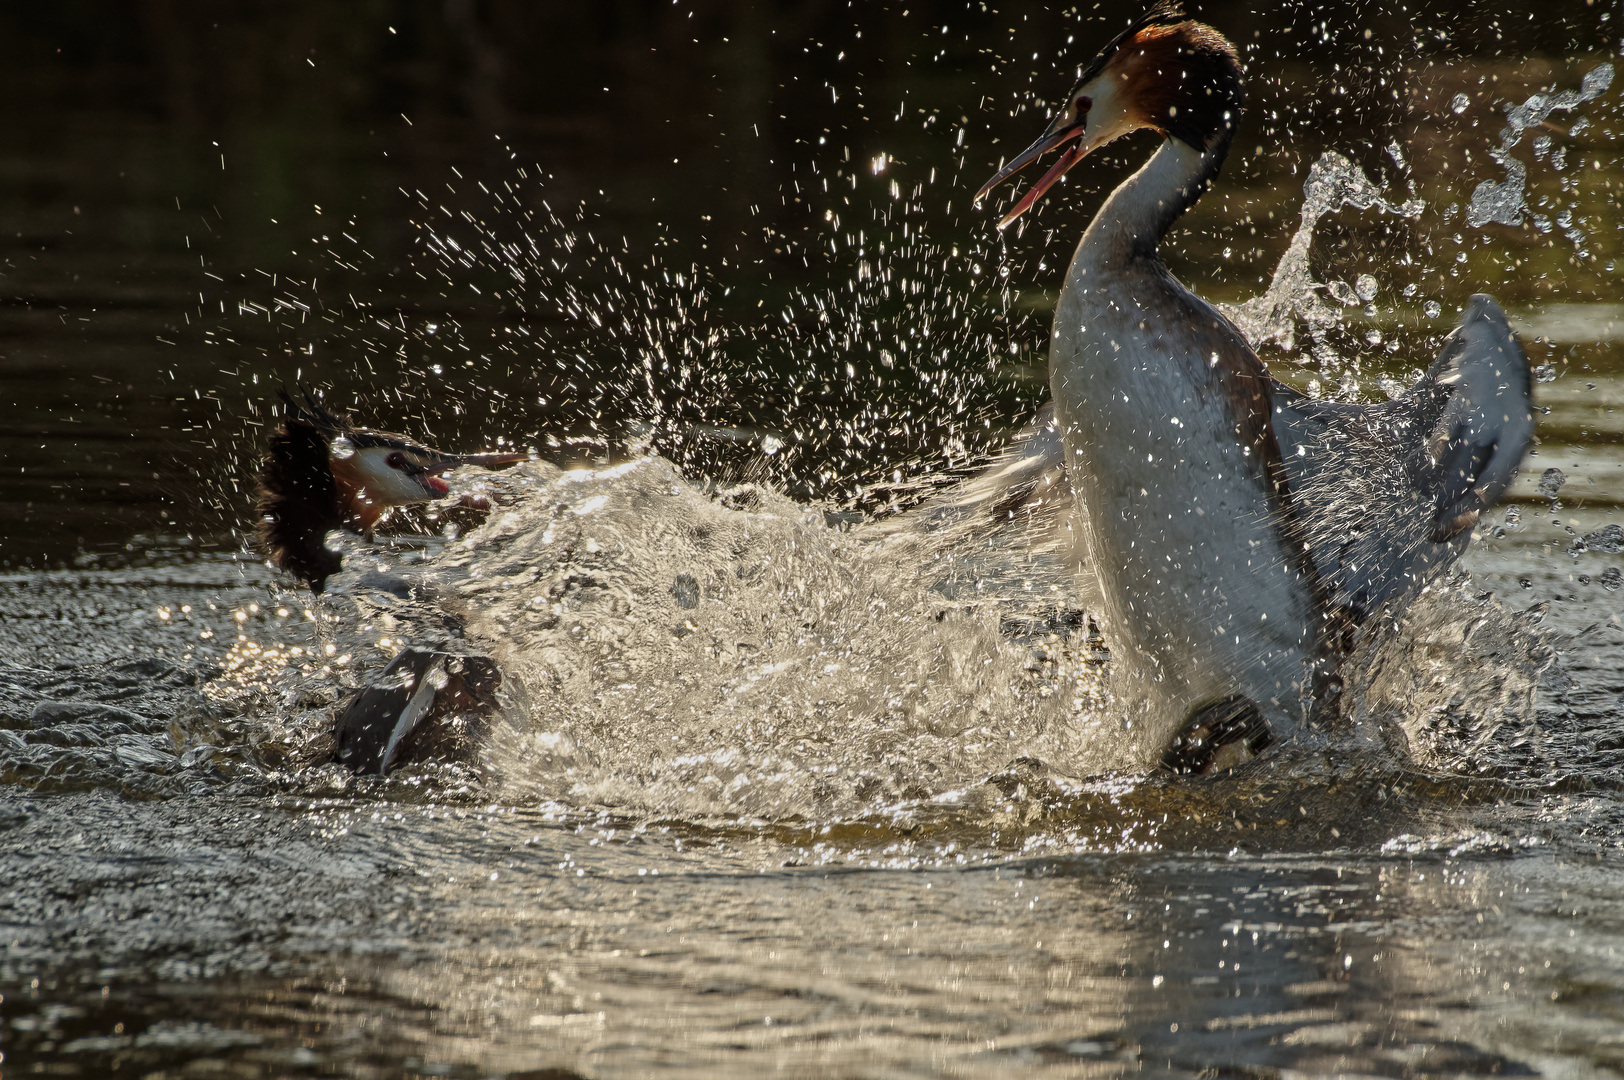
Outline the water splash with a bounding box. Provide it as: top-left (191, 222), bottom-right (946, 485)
top-left (177, 51), bottom-right (1606, 830)
top-left (219, 159), bottom-right (1038, 518)
top-left (1222, 151), bottom-right (1423, 359)
top-left (1466, 63), bottom-right (1614, 229)
top-left (300, 455), bottom-right (1124, 817)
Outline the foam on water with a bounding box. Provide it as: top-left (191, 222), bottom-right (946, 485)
top-left (248, 440), bottom-right (1562, 836)
top-left (303, 455), bottom-right (1117, 817)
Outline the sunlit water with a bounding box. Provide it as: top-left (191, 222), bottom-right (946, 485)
top-left (4, 12), bottom-right (1623, 1080)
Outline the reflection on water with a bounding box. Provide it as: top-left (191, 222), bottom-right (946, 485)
top-left (3, 472), bottom-right (1621, 1077)
top-left (4, 792), bottom-right (1624, 1077)
top-left (2, 1), bottom-right (1622, 1076)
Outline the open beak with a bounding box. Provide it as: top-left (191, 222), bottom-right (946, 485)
top-left (974, 120), bottom-right (1091, 229)
top-left (420, 450), bottom-right (532, 497)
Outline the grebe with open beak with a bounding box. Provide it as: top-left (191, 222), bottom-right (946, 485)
top-left (255, 391), bottom-right (529, 593)
top-left (973, 3), bottom-right (1533, 771)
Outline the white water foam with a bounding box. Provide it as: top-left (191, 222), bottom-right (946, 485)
top-left (293, 443), bottom-right (1556, 821)
top-left (312, 456), bottom-right (1125, 817)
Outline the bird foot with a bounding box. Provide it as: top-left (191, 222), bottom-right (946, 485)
top-left (1161, 695), bottom-right (1272, 775)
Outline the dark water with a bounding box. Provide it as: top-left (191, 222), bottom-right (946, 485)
top-left (4, 0), bottom-right (1618, 566)
top-left (3, 2), bottom-right (1623, 1077)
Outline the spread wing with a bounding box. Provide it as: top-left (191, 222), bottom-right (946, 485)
top-left (930, 402), bottom-right (1070, 525)
top-left (1421, 295), bottom-right (1536, 540)
top-left (1275, 294), bottom-right (1533, 618)
top-left (861, 404), bottom-right (1091, 609)
top-left (332, 648), bottom-right (503, 775)
top-left (906, 294), bottom-right (1532, 625)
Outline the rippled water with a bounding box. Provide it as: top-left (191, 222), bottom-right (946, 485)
top-left (4, 3), bottom-right (1623, 1077)
top-left (4, 455), bottom-right (1621, 1076)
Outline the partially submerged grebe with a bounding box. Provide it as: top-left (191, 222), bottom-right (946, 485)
top-left (255, 391), bottom-right (528, 592)
top-left (974, 3), bottom-right (1532, 770)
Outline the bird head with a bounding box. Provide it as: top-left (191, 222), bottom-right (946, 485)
top-left (255, 390), bottom-right (529, 592)
top-left (327, 429), bottom-right (526, 525)
top-left (974, 2), bottom-right (1243, 228)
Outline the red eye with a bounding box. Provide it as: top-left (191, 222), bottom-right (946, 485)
top-left (386, 451), bottom-right (406, 469)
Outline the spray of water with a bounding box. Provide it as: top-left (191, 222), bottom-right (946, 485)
top-left (1222, 151), bottom-right (1423, 364)
top-left (1467, 64), bottom-right (1615, 231)
top-left (177, 26), bottom-right (1622, 836)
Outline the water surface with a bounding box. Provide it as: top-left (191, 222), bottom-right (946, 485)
top-left (2, 2), bottom-right (1622, 1077)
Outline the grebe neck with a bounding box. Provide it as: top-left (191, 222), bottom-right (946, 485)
top-left (1076, 135), bottom-right (1230, 271)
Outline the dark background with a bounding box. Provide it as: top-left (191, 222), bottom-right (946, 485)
top-left (0, 0), bottom-right (1615, 567)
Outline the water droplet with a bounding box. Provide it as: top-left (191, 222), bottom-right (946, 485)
top-left (1451, 93), bottom-right (1470, 113)
top-left (1581, 524), bottom-right (1623, 554)
top-left (1327, 279), bottom-right (1359, 306)
top-left (1423, 301), bottom-right (1442, 319)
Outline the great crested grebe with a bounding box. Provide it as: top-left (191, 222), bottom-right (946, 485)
top-left (255, 391), bottom-right (528, 593)
top-left (973, 3), bottom-right (1532, 770)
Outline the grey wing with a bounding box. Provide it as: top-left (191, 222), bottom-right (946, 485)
top-left (332, 648), bottom-right (503, 775)
top-left (1421, 294), bottom-right (1535, 541)
top-left (1275, 293), bottom-right (1533, 619)
top-left (873, 402), bottom-right (1071, 537)
top-left (940, 402), bottom-right (1069, 522)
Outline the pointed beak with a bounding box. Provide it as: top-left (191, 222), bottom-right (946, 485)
top-left (974, 120), bottom-right (1091, 229)
top-left (418, 450), bottom-right (530, 497)
top-left (422, 450), bottom-right (531, 476)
